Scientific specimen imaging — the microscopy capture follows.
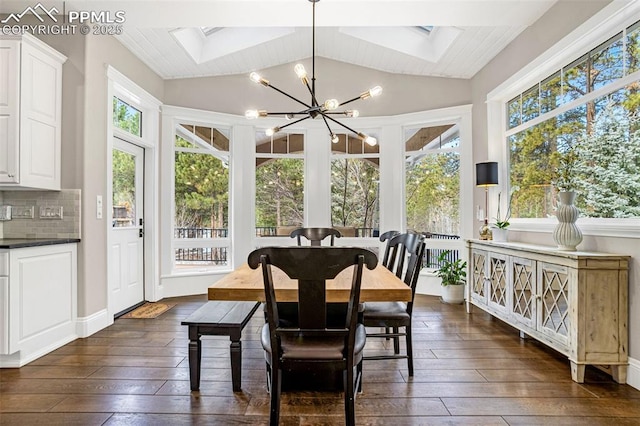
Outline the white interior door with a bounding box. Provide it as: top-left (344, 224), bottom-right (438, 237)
top-left (111, 138), bottom-right (145, 315)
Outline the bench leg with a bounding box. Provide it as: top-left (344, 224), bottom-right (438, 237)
top-left (230, 337), bottom-right (242, 392)
top-left (188, 329), bottom-right (202, 391)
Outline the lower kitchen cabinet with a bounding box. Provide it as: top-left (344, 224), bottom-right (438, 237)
top-left (468, 240), bottom-right (629, 383)
top-left (0, 243), bottom-right (77, 367)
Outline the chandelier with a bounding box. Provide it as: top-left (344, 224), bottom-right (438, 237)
top-left (244, 0), bottom-right (382, 146)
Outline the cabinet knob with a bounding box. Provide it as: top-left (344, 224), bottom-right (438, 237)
top-left (7, 174), bottom-right (14, 178)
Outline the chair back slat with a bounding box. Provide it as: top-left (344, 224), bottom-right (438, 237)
top-left (248, 247), bottom-right (377, 330)
top-left (289, 227), bottom-right (342, 246)
top-left (379, 230), bottom-right (400, 269)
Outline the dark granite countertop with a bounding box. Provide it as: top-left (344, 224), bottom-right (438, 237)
top-left (0, 238), bottom-right (81, 249)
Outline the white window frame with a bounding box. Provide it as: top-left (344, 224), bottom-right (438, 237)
top-left (254, 129), bottom-right (306, 247)
top-left (330, 131), bottom-right (381, 242)
top-left (169, 118), bottom-right (232, 275)
top-left (486, 0), bottom-right (640, 239)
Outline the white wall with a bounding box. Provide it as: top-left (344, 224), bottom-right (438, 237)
top-left (470, 0), bottom-right (640, 388)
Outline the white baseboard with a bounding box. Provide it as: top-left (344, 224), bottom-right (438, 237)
top-left (0, 334), bottom-right (77, 368)
top-left (76, 309), bottom-right (112, 338)
top-left (627, 356), bottom-right (640, 391)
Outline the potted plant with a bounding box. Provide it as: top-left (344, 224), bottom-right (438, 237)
top-left (435, 251), bottom-right (467, 304)
top-left (491, 186), bottom-right (517, 242)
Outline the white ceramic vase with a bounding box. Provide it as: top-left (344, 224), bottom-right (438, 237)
top-left (492, 228), bottom-right (508, 242)
top-left (553, 191), bottom-right (582, 251)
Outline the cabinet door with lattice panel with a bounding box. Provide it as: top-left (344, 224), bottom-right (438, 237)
top-left (487, 252), bottom-right (509, 315)
top-left (537, 261), bottom-right (570, 347)
top-left (470, 249), bottom-right (487, 304)
top-left (509, 256), bottom-right (536, 329)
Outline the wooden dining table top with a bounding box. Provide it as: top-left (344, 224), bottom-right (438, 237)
top-left (208, 262), bottom-right (411, 303)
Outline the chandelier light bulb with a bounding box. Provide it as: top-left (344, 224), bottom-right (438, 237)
top-left (249, 72), bottom-right (261, 83)
top-left (358, 132), bottom-right (377, 146)
top-left (266, 126), bottom-right (280, 137)
top-left (250, 72), bottom-right (269, 86)
top-left (369, 86), bottom-right (383, 97)
top-left (361, 85), bottom-right (383, 99)
top-left (245, 110), bottom-right (267, 119)
top-left (244, 1), bottom-right (385, 146)
top-left (324, 99), bottom-right (339, 110)
top-left (294, 64), bottom-right (307, 80)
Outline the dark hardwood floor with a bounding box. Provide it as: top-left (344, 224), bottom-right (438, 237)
top-left (1, 294), bottom-right (639, 425)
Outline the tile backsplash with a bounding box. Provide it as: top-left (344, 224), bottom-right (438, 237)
top-left (0, 189), bottom-right (81, 239)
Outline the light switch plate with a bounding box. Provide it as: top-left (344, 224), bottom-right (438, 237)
top-left (0, 206), bottom-right (11, 221)
top-left (39, 206), bottom-right (63, 219)
top-left (12, 206), bottom-right (34, 219)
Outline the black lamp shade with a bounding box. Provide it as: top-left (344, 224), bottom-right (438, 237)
top-left (476, 162), bottom-right (498, 187)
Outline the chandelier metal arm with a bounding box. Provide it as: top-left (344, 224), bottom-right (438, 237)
top-left (266, 83), bottom-right (312, 109)
top-left (277, 115), bottom-right (311, 131)
top-left (319, 114), bottom-right (336, 137)
top-left (246, 0), bottom-right (380, 145)
top-left (322, 113), bottom-right (360, 136)
top-left (338, 95), bottom-right (363, 108)
top-left (301, 79), bottom-right (321, 108)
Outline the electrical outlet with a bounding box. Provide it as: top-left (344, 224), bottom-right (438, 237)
top-left (96, 195), bottom-right (103, 219)
top-left (39, 206), bottom-right (63, 219)
top-left (12, 206), bottom-right (34, 219)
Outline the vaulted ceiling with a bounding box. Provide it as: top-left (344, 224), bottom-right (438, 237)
top-left (99, 0), bottom-right (558, 80)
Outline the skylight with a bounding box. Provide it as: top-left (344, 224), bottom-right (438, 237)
top-left (200, 27), bottom-right (223, 37)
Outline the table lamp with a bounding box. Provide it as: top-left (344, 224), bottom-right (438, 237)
top-left (476, 162), bottom-right (498, 240)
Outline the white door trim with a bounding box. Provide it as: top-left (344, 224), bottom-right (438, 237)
top-left (106, 66), bottom-right (161, 320)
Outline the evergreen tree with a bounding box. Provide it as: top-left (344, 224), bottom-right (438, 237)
top-left (574, 103), bottom-right (640, 218)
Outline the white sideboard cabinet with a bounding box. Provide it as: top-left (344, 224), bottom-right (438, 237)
top-left (467, 240), bottom-right (629, 383)
top-left (0, 34), bottom-right (66, 190)
top-left (0, 243), bottom-right (77, 367)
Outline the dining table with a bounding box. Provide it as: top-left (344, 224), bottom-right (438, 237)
top-left (207, 259), bottom-right (411, 390)
top-left (208, 262), bottom-right (411, 303)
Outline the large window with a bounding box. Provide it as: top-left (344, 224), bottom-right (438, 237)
top-left (173, 123), bottom-right (230, 269)
top-left (405, 125), bottom-right (461, 235)
top-left (113, 97), bottom-right (141, 137)
top-left (331, 134), bottom-right (380, 237)
top-left (255, 132), bottom-right (305, 237)
top-left (508, 20), bottom-right (640, 219)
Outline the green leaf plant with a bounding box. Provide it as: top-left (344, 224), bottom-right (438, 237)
top-left (435, 251), bottom-right (467, 286)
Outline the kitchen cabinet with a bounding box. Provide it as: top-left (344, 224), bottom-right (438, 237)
top-left (0, 34), bottom-right (66, 190)
top-left (468, 240), bottom-right (629, 383)
top-left (0, 243), bottom-right (77, 367)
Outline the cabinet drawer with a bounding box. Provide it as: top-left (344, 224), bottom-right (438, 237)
top-left (0, 252), bottom-right (8, 276)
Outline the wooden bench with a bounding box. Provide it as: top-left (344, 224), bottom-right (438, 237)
top-left (181, 300), bottom-right (261, 392)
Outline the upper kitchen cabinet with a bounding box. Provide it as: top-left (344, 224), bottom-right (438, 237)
top-left (0, 34), bottom-right (66, 190)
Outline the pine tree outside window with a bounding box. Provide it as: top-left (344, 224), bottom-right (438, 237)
top-left (173, 123), bottom-right (230, 269)
top-left (255, 132), bottom-right (305, 237)
top-left (507, 20), bottom-right (640, 220)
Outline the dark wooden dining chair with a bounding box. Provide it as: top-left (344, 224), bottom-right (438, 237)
top-left (362, 232), bottom-right (426, 376)
top-left (379, 230), bottom-right (400, 270)
top-left (290, 227), bottom-right (341, 246)
top-left (248, 246), bottom-right (377, 426)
